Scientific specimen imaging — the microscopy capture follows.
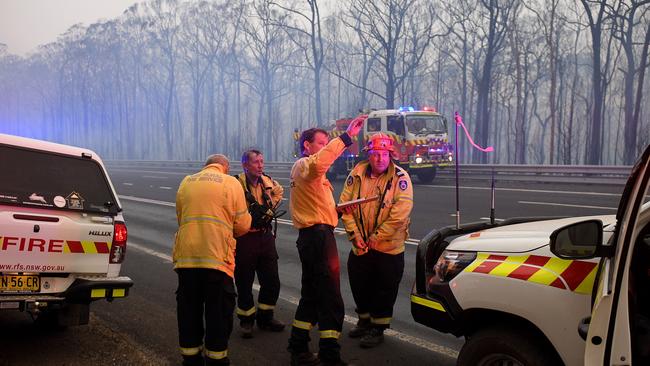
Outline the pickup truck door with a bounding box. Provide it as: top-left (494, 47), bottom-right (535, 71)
top-left (585, 144), bottom-right (650, 366)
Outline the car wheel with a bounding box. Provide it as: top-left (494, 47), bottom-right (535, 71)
top-left (35, 309), bottom-right (67, 331)
top-left (457, 326), bottom-right (560, 366)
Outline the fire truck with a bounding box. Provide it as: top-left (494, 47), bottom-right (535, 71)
top-left (293, 107), bottom-right (454, 183)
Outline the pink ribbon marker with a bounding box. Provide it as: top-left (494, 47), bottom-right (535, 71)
top-left (454, 112), bottom-right (494, 153)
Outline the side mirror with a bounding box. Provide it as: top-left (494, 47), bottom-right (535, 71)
top-left (549, 220), bottom-right (603, 259)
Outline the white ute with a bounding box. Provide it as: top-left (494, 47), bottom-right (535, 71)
top-left (0, 133), bottom-right (133, 327)
top-left (411, 144), bottom-right (650, 365)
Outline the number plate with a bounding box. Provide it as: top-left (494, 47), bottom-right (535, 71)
top-left (0, 275), bottom-right (40, 292)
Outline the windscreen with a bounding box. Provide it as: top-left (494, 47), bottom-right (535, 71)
top-left (0, 145), bottom-right (119, 215)
top-left (406, 115), bottom-right (447, 135)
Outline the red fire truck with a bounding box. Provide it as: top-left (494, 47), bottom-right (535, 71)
top-left (294, 107), bottom-right (454, 183)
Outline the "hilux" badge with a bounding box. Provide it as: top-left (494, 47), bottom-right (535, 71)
top-left (89, 231), bottom-right (111, 237)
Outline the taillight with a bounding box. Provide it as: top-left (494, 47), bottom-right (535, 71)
top-left (110, 222), bottom-right (128, 264)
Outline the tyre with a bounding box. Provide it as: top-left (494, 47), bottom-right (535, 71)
top-left (417, 167), bottom-right (436, 184)
top-left (457, 326), bottom-right (561, 366)
top-left (34, 309), bottom-right (67, 331)
top-left (35, 303), bottom-right (89, 329)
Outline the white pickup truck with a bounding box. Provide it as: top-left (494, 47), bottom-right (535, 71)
top-left (411, 144), bottom-right (649, 365)
top-left (0, 133), bottom-right (133, 327)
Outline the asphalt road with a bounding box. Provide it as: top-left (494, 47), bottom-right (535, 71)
top-left (0, 163), bottom-right (626, 366)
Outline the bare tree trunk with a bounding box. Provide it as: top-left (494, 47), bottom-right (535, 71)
top-left (581, 0), bottom-right (608, 165)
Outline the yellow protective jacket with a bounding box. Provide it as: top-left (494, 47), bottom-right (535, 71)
top-left (235, 173), bottom-right (284, 233)
top-left (339, 160), bottom-right (413, 255)
top-left (235, 173), bottom-right (284, 208)
top-left (290, 134), bottom-right (350, 229)
top-left (174, 163), bottom-right (252, 278)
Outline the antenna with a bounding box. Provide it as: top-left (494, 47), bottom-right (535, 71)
top-left (455, 113), bottom-right (460, 229)
top-left (490, 168), bottom-right (496, 225)
top-left (453, 112), bottom-right (494, 229)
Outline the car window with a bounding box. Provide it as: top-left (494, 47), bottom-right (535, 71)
top-left (406, 115), bottom-right (446, 135)
top-left (367, 118), bottom-right (381, 132)
top-left (387, 116), bottom-right (405, 136)
top-left (0, 145), bottom-right (119, 215)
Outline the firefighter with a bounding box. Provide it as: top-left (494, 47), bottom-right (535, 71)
top-left (339, 133), bottom-right (414, 348)
top-left (233, 149), bottom-right (285, 338)
top-left (174, 154), bottom-right (252, 366)
top-left (287, 114), bottom-right (366, 366)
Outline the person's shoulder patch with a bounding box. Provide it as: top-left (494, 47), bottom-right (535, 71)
top-left (399, 179), bottom-right (408, 191)
top-left (346, 175), bottom-right (354, 186)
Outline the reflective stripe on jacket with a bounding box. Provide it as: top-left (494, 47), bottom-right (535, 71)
top-left (174, 163), bottom-right (252, 277)
top-left (290, 136), bottom-right (346, 229)
top-left (339, 161), bottom-right (413, 255)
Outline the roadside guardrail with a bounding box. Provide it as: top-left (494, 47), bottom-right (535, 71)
top-left (106, 160), bottom-right (632, 185)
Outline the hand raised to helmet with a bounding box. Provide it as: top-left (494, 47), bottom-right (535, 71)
top-left (346, 114), bottom-right (368, 137)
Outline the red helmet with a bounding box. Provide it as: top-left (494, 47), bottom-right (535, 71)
top-left (364, 133), bottom-right (395, 152)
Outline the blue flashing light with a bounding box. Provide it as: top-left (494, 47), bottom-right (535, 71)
top-left (398, 106), bottom-right (415, 112)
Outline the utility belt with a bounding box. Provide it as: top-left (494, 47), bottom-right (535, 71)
top-left (299, 224), bottom-right (334, 233)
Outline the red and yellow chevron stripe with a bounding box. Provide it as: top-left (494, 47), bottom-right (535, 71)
top-left (363, 132), bottom-right (403, 144)
top-left (63, 240), bottom-right (112, 254)
top-left (405, 138), bottom-right (449, 146)
top-left (464, 253), bottom-right (598, 294)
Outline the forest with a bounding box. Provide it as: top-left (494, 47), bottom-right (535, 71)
top-left (0, 0), bottom-right (648, 164)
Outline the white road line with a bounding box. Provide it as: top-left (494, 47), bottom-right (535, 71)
top-left (113, 169), bottom-right (189, 176)
top-left (129, 242), bottom-right (172, 263)
top-left (120, 196), bottom-right (423, 245)
top-left (276, 218), bottom-right (421, 245)
top-left (518, 201), bottom-right (617, 210)
top-left (120, 195), bottom-right (175, 207)
top-left (122, 183), bottom-right (133, 186)
top-left (159, 186), bottom-right (173, 190)
top-left (128, 241), bottom-right (458, 359)
top-left (479, 217), bottom-right (504, 222)
top-left (422, 184), bottom-right (621, 197)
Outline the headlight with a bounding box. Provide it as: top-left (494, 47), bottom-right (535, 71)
top-left (415, 157), bottom-right (423, 164)
top-left (430, 250), bottom-right (476, 284)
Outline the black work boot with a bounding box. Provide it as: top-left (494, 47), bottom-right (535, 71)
top-left (290, 352), bottom-right (320, 366)
top-left (359, 327), bottom-right (384, 348)
top-left (182, 354), bottom-right (205, 366)
top-left (257, 309), bottom-right (285, 332)
top-left (319, 357), bottom-right (355, 366)
top-left (204, 356), bottom-right (230, 365)
top-left (347, 317), bottom-right (370, 338)
top-left (258, 317), bottom-right (285, 332)
top-left (240, 320), bottom-right (254, 338)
